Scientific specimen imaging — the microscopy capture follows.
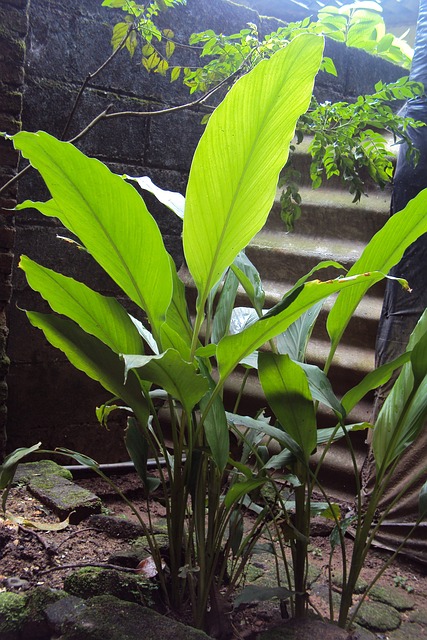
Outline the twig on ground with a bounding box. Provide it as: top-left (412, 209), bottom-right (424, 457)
top-left (39, 561), bottom-right (138, 575)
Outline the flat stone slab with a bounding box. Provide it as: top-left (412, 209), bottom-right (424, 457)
top-left (15, 460), bottom-right (101, 524)
top-left (14, 460), bottom-right (73, 484)
top-left (353, 601), bottom-right (401, 632)
top-left (45, 594), bottom-right (211, 640)
top-left (369, 584), bottom-right (414, 611)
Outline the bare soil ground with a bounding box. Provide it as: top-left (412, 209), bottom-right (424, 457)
top-left (1, 472), bottom-right (426, 639)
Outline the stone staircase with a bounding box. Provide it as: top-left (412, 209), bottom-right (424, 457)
top-left (244, 173), bottom-right (391, 498)
top-left (183, 143), bottom-right (393, 501)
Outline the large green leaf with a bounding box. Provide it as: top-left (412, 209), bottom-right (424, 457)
top-left (183, 34), bottom-right (324, 316)
top-left (217, 272), bottom-right (386, 382)
top-left (122, 349), bottom-right (208, 416)
top-left (26, 311), bottom-right (149, 425)
top-left (373, 309), bottom-right (427, 472)
top-left (299, 362), bottom-right (344, 418)
top-left (341, 351), bottom-right (410, 414)
top-left (20, 256), bottom-right (144, 355)
top-left (226, 411), bottom-right (304, 462)
top-left (259, 352), bottom-right (316, 460)
top-left (211, 268), bottom-right (240, 343)
top-left (13, 131), bottom-right (173, 334)
top-left (327, 188), bottom-right (427, 358)
top-left (125, 417), bottom-right (160, 494)
top-left (199, 361), bottom-right (229, 472)
top-left (231, 252), bottom-right (265, 316)
top-left (162, 257), bottom-right (193, 351)
top-left (276, 302), bottom-right (324, 362)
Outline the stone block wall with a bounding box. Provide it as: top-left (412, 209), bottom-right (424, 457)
top-left (0, 0), bottom-right (29, 457)
top-left (2, 0), bottom-right (403, 461)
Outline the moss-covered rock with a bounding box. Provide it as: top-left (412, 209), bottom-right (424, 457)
top-left (388, 621), bottom-right (427, 640)
top-left (353, 601), bottom-right (401, 632)
top-left (368, 585), bottom-right (414, 611)
top-left (63, 567), bottom-right (157, 606)
top-left (14, 460), bottom-right (73, 484)
top-left (0, 591), bottom-right (28, 638)
top-left (48, 594), bottom-right (211, 640)
top-left (331, 573), bottom-right (368, 594)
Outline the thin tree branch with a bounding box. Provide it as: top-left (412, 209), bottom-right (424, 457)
top-left (61, 25), bottom-right (135, 140)
top-left (0, 55), bottom-right (248, 197)
top-left (0, 164), bottom-right (31, 198)
top-left (39, 562), bottom-right (138, 575)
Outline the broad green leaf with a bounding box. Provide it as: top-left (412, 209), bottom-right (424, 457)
top-left (159, 323), bottom-right (191, 361)
top-left (13, 131), bottom-right (173, 335)
top-left (229, 510), bottom-right (244, 556)
top-left (26, 311), bottom-right (149, 426)
top-left (341, 352), bottom-right (410, 414)
top-left (0, 443), bottom-right (41, 492)
top-left (373, 309), bottom-right (427, 472)
top-left (327, 189), bottom-right (427, 359)
top-left (211, 267), bottom-right (239, 343)
top-left (262, 449), bottom-right (294, 469)
top-left (259, 353), bottom-right (316, 460)
top-left (129, 315), bottom-right (159, 354)
top-left (55, 448), bottom-right (100, 469)
top-left (316, 423), bottom-right (372, 446)
top-left (122, 349), bottom-right (208, 415)
top-left (231, 252), bottom-right (265, 316)
top-left (125, 417), bottom-right (160, 493)
top-left (226, 411), bottom-right (305, 462)
top-left (162, 257), bottom-right (193, 351)
top-left (277, 301), bottom-right (323, 362)
top-left (20, 256), bottom-right (144, 356)
top-left (224, 478), bottom-right (267, 508)
top-left (183, 34), bottom-right (324, 316)
top-left (125, 175), bottom-right (185, 219)
top-left (299, 362), bottom-right (344, 418)
top-left (96, 403), bottom-right (129, 427)
top-left (112, 21), bottom-right (129, 50)
top-left (199, 361), bottom-right (229, 471)
top-left (217, 272), bottom-right (386, 382)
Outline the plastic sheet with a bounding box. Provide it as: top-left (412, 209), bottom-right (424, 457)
top-left (362, 0), bottom-right (427, 562)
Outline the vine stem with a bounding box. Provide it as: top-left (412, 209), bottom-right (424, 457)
top-left (61, 25), bottom-right (134, 140)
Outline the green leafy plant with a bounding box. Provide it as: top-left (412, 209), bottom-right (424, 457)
top-left (4, 34), bottom-right (329, 632)
top-left (226, 190), bottom-right (427, 625)
top-left (3, 26), bottom-right (427, 636)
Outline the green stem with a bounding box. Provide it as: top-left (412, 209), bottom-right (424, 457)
top-left (293, 465), bottom-right (309, 618)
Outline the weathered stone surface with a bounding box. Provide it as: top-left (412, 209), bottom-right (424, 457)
top-left (64, 567), bottom-right (155, 605)
top-left (28, 474), bottom-right (101, 524)
top-left (388, 621), bottom-right (427, 639)
top-left (14, 460), bottom-right (73, 484)
top-left (353, 601), bottom-right (401, 632)
top-left (349, 626), bottom-right (377, 639)
top-left (87, 513), bottom-right (145, 540)
top-left (368, 584), bottom-right (415, 611)
top-left (46, 594), bottom-right (211, 640)
top-left (408, 609), bottom-right (427, 625)
top-left (13, 461), bottom-right (101, 523)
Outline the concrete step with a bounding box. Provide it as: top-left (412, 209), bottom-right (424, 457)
top-left (268, 185), bottom-right (390, 244)
top-left (247, 229), bottom-right (365, 283)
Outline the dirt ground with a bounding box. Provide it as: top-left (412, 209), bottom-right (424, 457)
top-left (1, 471), bottom-right (426, 639)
